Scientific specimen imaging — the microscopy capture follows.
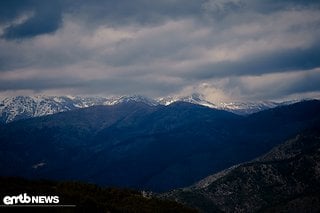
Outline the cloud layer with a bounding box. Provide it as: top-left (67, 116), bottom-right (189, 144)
top-left (0, 0), bottom-right (320, 101)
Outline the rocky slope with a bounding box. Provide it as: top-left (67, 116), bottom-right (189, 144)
top-left (161, 127), bottom-right (320, 212)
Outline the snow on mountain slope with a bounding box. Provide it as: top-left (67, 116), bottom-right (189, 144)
top-left (111, 95), bottom-right (159, 106)
top-left (157, 93), bottom-right (217, 108)
top-left (217, 101), bottom-right (279, 115)
top-left (0, 95), bottom-right (159, 123)
top-left (0, 96), bottom-right (76, 123)
top-left (157, 93), bottom-right (298, 115)
top-left (0, 95), bottom-right (300, 123)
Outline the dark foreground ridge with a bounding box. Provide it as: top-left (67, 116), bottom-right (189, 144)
top-left (161, 127), bottom-right (320, 212)
top-left (0, 177), bottom-right (196, 213)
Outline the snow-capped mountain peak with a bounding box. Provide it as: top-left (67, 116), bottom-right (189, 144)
top-left (158, 93), bottom-right (217, 108)
top-left (116, 95), bottom-right (159, 106)
top-left (0, 95), bottom-right (303, 123)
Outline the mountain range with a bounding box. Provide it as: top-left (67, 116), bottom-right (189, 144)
top-left (1, 99), bottom-right (319, 193)
top-left (0, 95), bottom-right (297, 123)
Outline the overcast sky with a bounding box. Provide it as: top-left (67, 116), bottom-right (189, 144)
top-left (0, 0), bottom-right (320, 102)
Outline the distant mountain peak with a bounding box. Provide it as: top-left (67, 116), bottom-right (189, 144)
top-left (117, 95), bottom-right (159, 106)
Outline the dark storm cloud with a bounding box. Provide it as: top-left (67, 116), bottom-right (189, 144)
top-left (292, 72), bottom-right (320, 94)
top-left (0, 0), bottom-right (63, 39)
top-left (188, 43), bottom-right (320, 79)
top-left (0, 0), bottom-right (33, 23)
top-left (0, 76), bottom-right (182, 97)
top-left (69, 0), bottom-right (205, 26)
top-left (0, 77), bottom-right (83, 91)
top-left (222, 68), bottom-right (320, 100)
top-left (0, 0), bottom-right (205, 39)
top-left (243, 0), bottom-right (320, 13)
